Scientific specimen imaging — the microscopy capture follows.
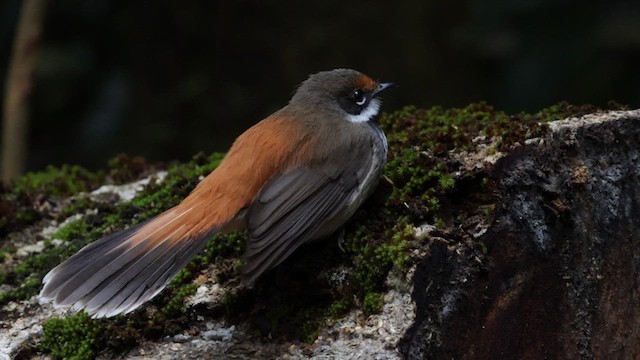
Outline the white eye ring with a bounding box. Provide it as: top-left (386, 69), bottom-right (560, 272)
top-left (354, 89), bottom-right (367, 106)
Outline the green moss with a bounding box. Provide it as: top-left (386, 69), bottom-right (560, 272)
top-left (20, 153), bottom-right (231, 357)
top-left (14, 244), bottom-right (72, 280)
top-left (161, 283), bottom-right (199, 316)
top-left (53, 219), bottom-right (90, 241)
top-left (340, 218), bottom-right (413, 317)
top-left (204, 231), bottom-right (246, 260)
top-left (0, 162), bottom-right (104, 238)
top-left (0, 277), bottom-right (41, 304)
top-left (329, 101), bottom-right (578, 319)
top-left (0, 208), bottom-right (118, 306)
top-left (0, 242), bottom-right (81, 306)
top-left (360, 236), bottom-right (409, 288)
top-left (530, 101), bottom-right (602, 123)
top-left (1, 204), bottom-right (121, 305)
top-left (379, 102), bottom-right (548, 221)
top-left (156, 230), bottom-right (246, 317)
top-left (106, 154), bottom-right (149, 184)
top-left (438, 174), bottom-right (455, 190)
top-left (130, 152), bottom-right (225, 220)
top-left (302, 320), bottom-right (322, 344)
top-left (363, 292), bottom-right (384, 315)
top-left (0, 244), bottom-right (17, 260)
top-left (218, 288), bottom-right (253, 318)
top-left (170, 230), bottom-right (247, 285)
top-left (338, 101), bottom-right (603, 319)
top-left (41, 312), bottom-right (104, 360)
top-left (264, 300), bottom-right (325, 344)
top-left (12, 164), bottom-right (103, 199)
top-left (0, 152), bottom-right (230, 311)
top-left (59, 197), bottom-right (99, 219)
top-left (327, 298), bottom-right (351, 318)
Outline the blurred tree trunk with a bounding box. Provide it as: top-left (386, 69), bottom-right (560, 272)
top-left (1, 0), bottom-right (47, 182)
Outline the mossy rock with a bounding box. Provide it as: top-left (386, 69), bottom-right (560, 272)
top-left (0, 102), bottom-right (617, 359)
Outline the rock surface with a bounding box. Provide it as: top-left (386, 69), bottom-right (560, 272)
top-left (401, 110), bottom-right (640, 359)
top-left (2, 109), bottom-right (640, 359)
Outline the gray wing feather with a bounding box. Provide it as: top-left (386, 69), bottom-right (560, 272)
top-left (245, 181), bottom-right (348, 279)
top-left (243, 140), bottom-right (376, 282)
top-left (250, 170), bottom-right (329, 237)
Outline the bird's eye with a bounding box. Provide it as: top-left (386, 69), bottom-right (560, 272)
top-left (353, 89), bottom-right (367, 106)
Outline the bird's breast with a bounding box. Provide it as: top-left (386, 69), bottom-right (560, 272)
top-left (350, 121), bottom-right (388, 205)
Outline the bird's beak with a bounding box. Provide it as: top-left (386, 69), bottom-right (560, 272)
top-left (374, 82), bottom-right (396, 96)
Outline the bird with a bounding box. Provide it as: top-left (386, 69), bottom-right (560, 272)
top-left (39, 68), bottom-right (394, 318)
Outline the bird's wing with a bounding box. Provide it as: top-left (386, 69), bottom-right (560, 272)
top-left (39, 115), bottom-right (308, 317)
top-left (243, 144), bottom-right (376, 283)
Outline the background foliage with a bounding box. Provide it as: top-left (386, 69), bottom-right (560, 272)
top-left (0, 0), bottom-right (638, 171)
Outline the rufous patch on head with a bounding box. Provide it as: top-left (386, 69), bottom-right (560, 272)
top-left (353, 74), bottom-right (377, 90)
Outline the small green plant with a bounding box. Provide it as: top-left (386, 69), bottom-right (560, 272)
top-left (52, 219), bottom-right (90, 241)
top-left (161, 283), bottom-right (199, 316)
top-left (363, 292), bottom-right (383, 315)
top-left (327, 298), bottom-right (351, 318)
top-left (302, 320), bottom-right (322, 344)
top-left (41, 312), bottom-right (104, 360)
top-left (438, 174), bottom-right (455, 190)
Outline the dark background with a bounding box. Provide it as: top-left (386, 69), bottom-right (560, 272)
top-left (1, 0), bottom-right (639, 172)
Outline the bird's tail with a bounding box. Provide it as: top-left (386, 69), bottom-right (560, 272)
top-left (39, 205), bottom-right (216, 318)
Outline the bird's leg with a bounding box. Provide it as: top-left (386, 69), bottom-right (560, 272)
top-left (337, 227), bottom-right (347, 252)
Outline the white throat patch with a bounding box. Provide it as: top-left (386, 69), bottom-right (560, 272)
top-left (346, 99), bottom-right (381, 123)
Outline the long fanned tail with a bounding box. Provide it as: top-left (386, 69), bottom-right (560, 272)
top-left (39, 206), bottom-right (217, 318)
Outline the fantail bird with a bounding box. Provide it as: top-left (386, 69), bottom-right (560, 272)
top-left (39, 68), bottom-right (394, 318)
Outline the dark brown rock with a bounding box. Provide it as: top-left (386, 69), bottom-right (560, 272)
top-left (401, 110), bottom-right (640, 360)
